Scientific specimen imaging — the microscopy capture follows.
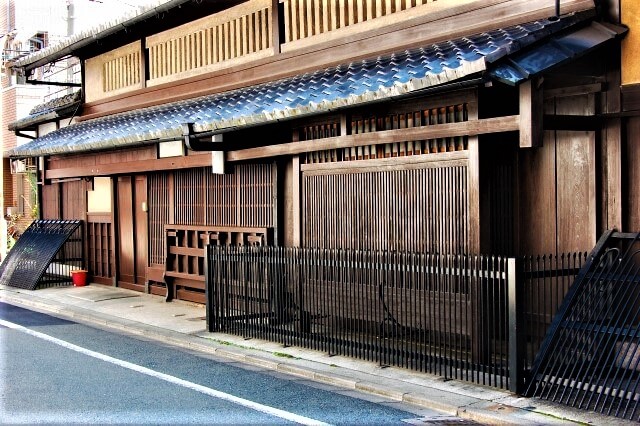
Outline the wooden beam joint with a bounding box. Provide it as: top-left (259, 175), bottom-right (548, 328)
top-left (519, 78), bottom-right (544, 148)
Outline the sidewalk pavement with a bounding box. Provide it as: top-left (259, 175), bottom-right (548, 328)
top-left (0, 283), bottom-right (630, 425)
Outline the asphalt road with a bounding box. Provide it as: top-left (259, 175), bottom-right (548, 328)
top-left (0, 302), bottom-right (474, 425)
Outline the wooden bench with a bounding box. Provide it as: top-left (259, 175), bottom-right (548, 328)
top-left (164, 225), bottom-right (273, 303)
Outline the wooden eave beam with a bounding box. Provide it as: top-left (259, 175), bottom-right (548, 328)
top-left (45, 153), bottom-right (212, 180)
top-left (45, 115), bottom-right (519, 179)
top-left (227, 115), bottom-right (520, 161)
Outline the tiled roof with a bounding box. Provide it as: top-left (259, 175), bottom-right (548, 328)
top-left (8, 11), bottom-right (624, 158)
top-left (489, 21), bottom-right (626, 84)
top-left (8, 91), bottom-right (82, 131)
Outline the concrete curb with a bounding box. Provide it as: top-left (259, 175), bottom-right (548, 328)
top-left (0, 286), bottom-right (627, 425)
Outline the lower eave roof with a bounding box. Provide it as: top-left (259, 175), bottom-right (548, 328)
top-left (8, 91), bottom-right (82, 132)
top-left (8, 11), bottom-right (626, 159)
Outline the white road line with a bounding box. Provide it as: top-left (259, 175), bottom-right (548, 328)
top-left (0, 318), bottom-right (331, 426)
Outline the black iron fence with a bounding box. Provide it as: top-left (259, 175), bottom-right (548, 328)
top-left (526, 231), bottom-right (640, 422)
top-left (39, 224), bottom-right (85, 288)
top-left (0, 220), bottom-right (84, 290)
top-left (520, 252), bottom-right (588, 370)
top-left (206, 246), bottom-right (586, 391)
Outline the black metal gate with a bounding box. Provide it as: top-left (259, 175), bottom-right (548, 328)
top-left (526, 230), bottom-right (640, 421)
top-left (0, 220), bottom-right (83, 290)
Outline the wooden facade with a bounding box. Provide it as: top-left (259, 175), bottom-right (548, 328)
top-left (8, 0), bottom-right (637, 304)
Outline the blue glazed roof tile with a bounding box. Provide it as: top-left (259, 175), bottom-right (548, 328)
top-left (488, 21), bottom-right (627, 85)
top-left (8, 11), bottom-right (625, 158)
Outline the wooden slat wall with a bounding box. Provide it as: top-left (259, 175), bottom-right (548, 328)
top-left (239, 163), bottom-right (274, 227)
top-left (41, 183), bottom-right (60, 219)
top-left (149, 173), bottom-right (170, 265)
top-left (283, 0), bottom-right (432, 43)
top-left (146, 0), bottom-right (272, 85)
top-left (518, 92), bottom-right (596, 255)
top-left (61, 180), bottom-right (86, 220)
top-left (302, 162), bottom-right (468, 253)
top-left (555, 94), bottom-right (596, 253)
top-left (174, 168), bottom-right (206, 225)
top-left (205, 171), bottom-right (236, 226)
top-left (172, 165), bottom-right (275, 227)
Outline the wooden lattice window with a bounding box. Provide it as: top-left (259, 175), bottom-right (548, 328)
top-left (174, 168), bottom-right (207, 225)
top-left (300, 103), bottom-right (468, 164)
top-left (238, 163), bottom-right (274, 227)
top-left (205, 171), bottom-right (237, 226)
top-left (149, 173), bottom-right (170, 265)
top-left (303, 163), bottom-right (468, 253)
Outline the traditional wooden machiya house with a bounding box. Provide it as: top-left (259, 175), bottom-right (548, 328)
top-left (4, 0), bottom-right (632, 303)
top-left (9, 0), bottom-right (640, 416)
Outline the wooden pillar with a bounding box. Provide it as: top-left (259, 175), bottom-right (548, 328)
top-left (519, 78), bottom-right (544, 148)
top-left (291, 155), bottom-right (301, 246)
top-left (271, 0), bottom-right (281, 55)
top-left (37, 156), bottom-right (45, 220)
top-left (467, 94), bottom-right (481, 254)
top-left (284, 128), bottom-right (301, 247)
top-left (272, 160), bottom-right (281, 246)
top-left (168, 171), bottom-right (175, 225)
top-left (468, 137), bottom-right (480, 254)
top-left (603, 45), bottom-right (622, 232)
top-left (140, 37), bottom-right (147, 88)
top-left (110, 176), bottom-right (119, 286)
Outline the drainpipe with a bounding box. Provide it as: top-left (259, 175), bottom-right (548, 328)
top-left (556, 0), bottom-right (560, 18)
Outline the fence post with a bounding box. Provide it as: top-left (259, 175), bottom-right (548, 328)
top-left (508, 257), bottom-right (525, 394)
top-left (205, 244), bottom-right (213, 332)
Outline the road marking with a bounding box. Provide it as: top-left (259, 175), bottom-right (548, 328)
top-left (0, 318), bottom-right (331, 426)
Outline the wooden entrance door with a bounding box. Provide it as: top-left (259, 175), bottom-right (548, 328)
top-left (116, 175), bottom-right (148, 291)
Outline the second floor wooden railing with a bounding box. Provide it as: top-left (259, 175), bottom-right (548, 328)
top-left (146, 0), bottom-right (274, 86)
top-left (282, 0), bottom-right (433, 44)
top-left (96, 0), bottom-right (449, 95)
top-left (84, 0), bottom-right (592, 103)
top-left (103, 48), bottom-right (141, 93)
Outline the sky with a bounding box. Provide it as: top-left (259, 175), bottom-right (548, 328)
top-left (12, 0), bottom-right (162, 42)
